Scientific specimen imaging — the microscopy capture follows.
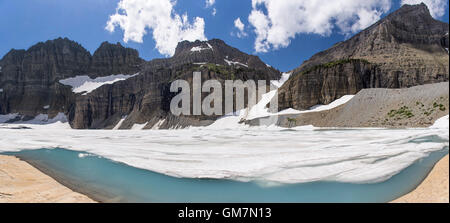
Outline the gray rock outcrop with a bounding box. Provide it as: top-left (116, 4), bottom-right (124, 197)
top-left (71, 39), bottom-right (281, 129)
top-left (280, 3), bottom-right (449, 111)
top-left (0, 38), bottom-right (144, 119)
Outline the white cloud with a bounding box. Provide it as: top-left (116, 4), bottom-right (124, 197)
top-left (233, 18), bottom-right (248, 38)
top-left (248, 0), bottom-right (392, 53)
top-left (206, 0), bottom-right (216, 8)
top-left (106, 0), bottom-right (207, 56)
top-left (401, 0), bottom-right (447, 18)
top-left (234, 18), bottom-right (245, 31)
top-left (206, 0), bottom-right (217, 16)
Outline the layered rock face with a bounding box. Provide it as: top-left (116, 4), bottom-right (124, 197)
top-left (279, 59), bottom-right (381, 110)
top-left (281, 3), bottom-right (449, 110)
top-left (0, 38), bottom-right (90, 117)
top-left (71, 39), bottom-right (281, 129)
top-left (0, 37), bottom-right (280, 129)
top-left (0, 38), bottom-right (143, 118)
top-left (145, 39), bottom-right (280, 78)
top-left (89, 42), bottom-right (143, 77)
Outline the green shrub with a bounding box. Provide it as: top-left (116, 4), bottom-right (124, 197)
top-left (287, 117), bottom-right (297, 122)
top-left (387, 106), bottom-right (414, 119)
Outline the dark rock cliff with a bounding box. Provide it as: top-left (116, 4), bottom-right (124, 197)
top-left (89, 42), bottom-right (143, 77)
top-left (0, 38), bottom-right (90, 117)
top-left (71, 39), bottom-right (281, 129)
top-left (0, 37), bottom-right (280, 129)
top-left (279, 59), bottom-right (381, 110)
top-left (280, 3), bottom-right (449, 110)
top-left (145, 39), bottom-right (280, 78)
top-left (0, 38), bottom-right (143, 118)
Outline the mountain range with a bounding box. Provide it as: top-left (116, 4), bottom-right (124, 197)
top-left (0, 3), bottom-right (448, 129)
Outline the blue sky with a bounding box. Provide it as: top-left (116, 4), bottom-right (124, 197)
top-left (0, 0), bottom-right (448, 72)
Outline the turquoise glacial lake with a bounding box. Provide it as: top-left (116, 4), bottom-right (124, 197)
top-left (4, 147), bottom-right (448, 203)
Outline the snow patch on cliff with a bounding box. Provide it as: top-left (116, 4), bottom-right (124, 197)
top-left (113, 116), bottom-right (127, 130)
top-left (59, 73), bottom-right (139, 95)
top-left (191, 43), bottom-right (213, 52)
top-left (224, 59), bottom-right (248, 67)
top-left (131, 122), bottom-right (148, 130)
top-left (151, 119), bottom-right (166, 130)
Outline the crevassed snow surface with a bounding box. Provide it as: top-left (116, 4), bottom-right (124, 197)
top-left (59, 73), bottom-right (138, 95)
top-left (0, 114), bottom-right (448, 184)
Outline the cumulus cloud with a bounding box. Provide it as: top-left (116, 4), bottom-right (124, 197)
top-left (106, 0), bottom-right (207, 56)
top-left (205, 0), bottom-right (217, 16)
top-left (248, 0), bottom-right (392, 53)
top-left (401, 0), bottom-right (448, 18)
top-left (206, 0), bottom-right (216, 8)
top-left (234, 18), bottom-right (245, 31)
top-left (233, 18), bottom-right (248, 38)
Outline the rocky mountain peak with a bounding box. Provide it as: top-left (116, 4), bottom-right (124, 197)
top-left (90, 41), bottom-right (143, 77)
top-left (1, 37), bottom-right (92, 81)
top-left (27, 37), bottom-right (88, 53)
top-left (377, 3), bottom-right (446, 42)
top-left (395, 3), bottom-right (430, 17)
top-left (293, 3), bottom-right (448, 75)
top-left (280, 3), bottom-right (448, 112)
top-left (174, 38), bottom-right (236, 55)
top-left (94, 41), bottom-right (131, 53)
top-left (0, 49), bottom-right (26, 66)
top-left (166, 38), bottom-right (280, 77)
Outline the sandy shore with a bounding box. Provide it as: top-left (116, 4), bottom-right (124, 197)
top-left (0, 155), bottom-right (95, 203)
top-left (392, 155), bottom-right (449, 203)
